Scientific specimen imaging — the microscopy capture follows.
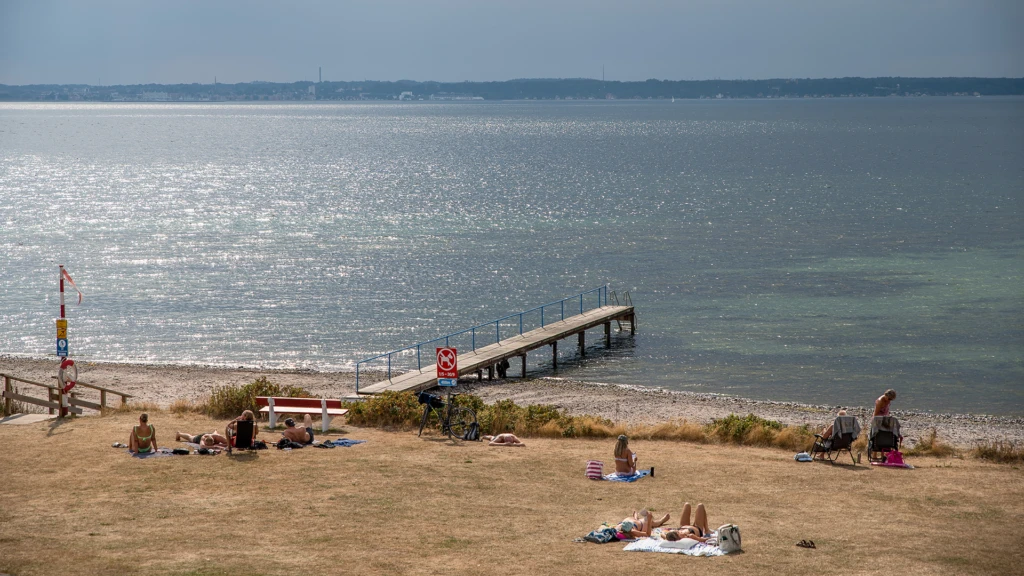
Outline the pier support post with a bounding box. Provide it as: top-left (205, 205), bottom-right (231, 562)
top-left (605, 322), bottom-right (611, 347)
top-left (551, 341), bottom-right (558, 370)
top-left (578, 332), bottom-right (585, 356)
top-left (488, 365), bottom-right (494, 380)
top-left (520, 354), bottom-right (527, 378)
top-left (477, 369), bottom-right (483, 381)
top-left (630, 314), bottom-right (635, 335)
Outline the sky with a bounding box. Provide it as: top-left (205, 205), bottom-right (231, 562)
top-left (1, 0), bottom-right (1022, 85)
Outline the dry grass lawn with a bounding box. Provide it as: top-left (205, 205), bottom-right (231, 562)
top-left (1, 413), bottom-right (1022, 576)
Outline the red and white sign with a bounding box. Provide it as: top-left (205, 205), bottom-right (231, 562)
top-left (436, 347), bottom-right (458, 379)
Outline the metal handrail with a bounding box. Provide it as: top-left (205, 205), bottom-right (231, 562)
top-left (356, 286), bottom-right (609, 392)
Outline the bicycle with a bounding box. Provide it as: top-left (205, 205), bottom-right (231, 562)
top-left (417, 390), bottom-right (477, 441)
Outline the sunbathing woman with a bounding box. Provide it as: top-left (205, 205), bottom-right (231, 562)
top-left (128, 413), bottom-right (158, 454)
top-left (613, 434), bottom-right (638, 474)
top-left (662, 502), bottom-right (710, 542)
top-left (175, 431), bottom-right (229, 447)
top-left (483, 433), bottom-right (525, 447)
top-left (614, 509), bottom-right (671, 539)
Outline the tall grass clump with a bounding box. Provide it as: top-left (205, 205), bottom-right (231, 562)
top-left (168, 398), bottom-right (205, 415)
top-left (204, 377), bottom-right (311, 419)
top-left (971, 441), bottom-right (1024, 464)
top-left (345, 391), bottom-right (423, 430)
top-left (905, 428), bottom-right (961, 458)
top-left (2, 385), bottom-right (44, 417)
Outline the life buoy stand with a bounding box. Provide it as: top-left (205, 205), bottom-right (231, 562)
top-left (59, 358), bottom-right (77, 393)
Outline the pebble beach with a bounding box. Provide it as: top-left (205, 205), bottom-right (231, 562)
top-left (3, 356), bottom-right (1021, 450)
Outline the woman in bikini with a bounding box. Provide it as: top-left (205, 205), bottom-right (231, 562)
top-left (614, 509), bottom-right (671, 539)
top-left (662, 502), bottom-right (711, 542)
top-left (613, 434), bottom-right (638, 474)
top-left (128, 413), bottom-right (158, 454)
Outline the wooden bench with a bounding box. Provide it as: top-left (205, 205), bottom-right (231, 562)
top-left (255, 397), bottom-right (348, 433)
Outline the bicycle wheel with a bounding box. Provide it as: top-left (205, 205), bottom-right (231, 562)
top-left (418, 405), bottom-right (431, 437)
top-left (446, 407), bottom-right (476, 441)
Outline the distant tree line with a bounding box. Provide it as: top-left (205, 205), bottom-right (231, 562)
top-left (1, 77), bottom-right (1021, 101)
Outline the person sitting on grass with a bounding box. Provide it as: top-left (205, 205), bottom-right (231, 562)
top-left (281, 415), bottom-right (315, 445)
top-left (662, 502), bottom-right (711, 543)
top-left (874, 389), bottom-right (897, 417)
top-left (175, 430), bottom-right (229, 447)
top-left (225, 410), bottom-right (259, 447)
top-left (615, 509), bottom-right (671, 540)
top-left (128, 413), bottom-right (158, 454)
top-left (483, 433), bottom-right (525, 447)
top-left (614, 434), bottom-right (638, 475)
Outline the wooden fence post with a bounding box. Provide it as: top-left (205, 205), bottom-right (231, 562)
top-left (3, 375), bottom-right (11, 415)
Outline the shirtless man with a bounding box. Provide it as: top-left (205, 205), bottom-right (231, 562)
top-left (874, 389), bottom-right (897, 417)
top-left (175, 431), bottom-right (229, 447)
top-left (281, 415), bottom-right (315, 444)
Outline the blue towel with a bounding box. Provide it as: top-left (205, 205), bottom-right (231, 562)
top-left (602, 470), bottom-right (649, 482)
top-left (325, 439), bottom-right (366, 447)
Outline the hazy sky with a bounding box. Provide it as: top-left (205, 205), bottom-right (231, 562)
top-left (2, 0), bottom-right (1022, 85)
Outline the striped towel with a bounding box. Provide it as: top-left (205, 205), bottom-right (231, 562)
top-left (623, 531), bottom-right (727, 556)
top-left (585, 460), bottom-right (604, 479)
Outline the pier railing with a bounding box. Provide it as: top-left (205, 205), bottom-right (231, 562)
top-left (355, 286), bottom-right (608, 392)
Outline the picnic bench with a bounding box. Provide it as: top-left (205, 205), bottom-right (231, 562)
top-left (255, 396), bottom-right (348, 433)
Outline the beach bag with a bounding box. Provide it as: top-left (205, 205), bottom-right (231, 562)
top-left (717, 524), bottom-right (742, 553)
top-left (885, 450), bottom-right (905, 466)
top-left (463, 421), bottom-right (480, 441)
top-left (585, 460), bottom-right (604, 480)
top-left (583, 527), bottom-right (618, 544)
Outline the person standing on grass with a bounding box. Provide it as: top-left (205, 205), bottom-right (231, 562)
top-left (128, 413), bottom-right (157, 454)
top-left (281, 414), bottom-right (315, 444)
top-left (874, 389), bottom-right (897, 417)
top-left (614, 434), bottom-right (638, 475)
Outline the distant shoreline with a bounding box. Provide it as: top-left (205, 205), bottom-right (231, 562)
top-left (2, 76), bottom-right (1021, 103)
top-left (3, 356), bottom-right (1021, 449)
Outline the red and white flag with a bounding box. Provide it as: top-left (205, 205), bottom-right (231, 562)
top-left (62, 268), bottom-right (84, 304)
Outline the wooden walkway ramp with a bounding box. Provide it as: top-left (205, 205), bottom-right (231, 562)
top-left (357, 304), bottom-right (634, 396)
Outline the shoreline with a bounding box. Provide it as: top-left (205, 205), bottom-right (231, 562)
top-left (3, 356), bottom-right (1021, 449)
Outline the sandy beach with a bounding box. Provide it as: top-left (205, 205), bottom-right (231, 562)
top-left (3, 356), bottom-right (1021, 449)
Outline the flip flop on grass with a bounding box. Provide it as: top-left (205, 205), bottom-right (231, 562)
top-left (796, 539), bottom-right (816, 549)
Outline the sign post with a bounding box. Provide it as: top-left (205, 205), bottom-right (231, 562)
top-left (436, 347), bottom-right (458, 388)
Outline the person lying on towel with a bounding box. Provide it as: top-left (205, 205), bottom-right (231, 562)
top-left (175, 430), bottom-right (229, 447)
top-left (662, 502), bottom-right (711, 543)
top-left (616, 510), bottom-right (671, 540)
top-left (281, 415), bottom-right (315, 445)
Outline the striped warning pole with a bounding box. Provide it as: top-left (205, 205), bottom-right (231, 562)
top-left (59, 264), bottom-right (66, 320)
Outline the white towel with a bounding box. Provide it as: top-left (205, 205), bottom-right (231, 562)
top-left (623, 531), bottom-right (728, 556)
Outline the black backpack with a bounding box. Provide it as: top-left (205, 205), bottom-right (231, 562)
top-left (463, 421), bottom-right (480, 441)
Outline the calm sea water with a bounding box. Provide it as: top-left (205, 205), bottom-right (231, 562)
top-left (1, 99), bottom-right (1021, 415)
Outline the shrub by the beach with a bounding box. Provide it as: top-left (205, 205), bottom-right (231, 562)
top-left (478, 399), bottom-right (526, 435)
top-left (706, 413), bottom-right (782, 443)
top-left (905, 428), bottom-right (961, 458)
top-left (345, 391), bottom-right (422, 430)
top-left (168, 398), bottom-right (204, 415)
top-left (204, 377), bottom-right (311, 419)
top-left (971, 441), bottom-right (1024, 464)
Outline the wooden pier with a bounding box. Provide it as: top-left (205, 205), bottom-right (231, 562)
top-left (357, 304), bottom-right (634, 396)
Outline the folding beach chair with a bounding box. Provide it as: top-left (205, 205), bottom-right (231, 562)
top-left (811, 415), bottom-right (861, 465)
top-left (228, 420), bottom-right (257, 455)
top-left (868, 416), bottom-right (902, 463)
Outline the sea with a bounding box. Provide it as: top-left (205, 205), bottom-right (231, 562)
top-left (1, 98), bottom-right (1021, 415)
